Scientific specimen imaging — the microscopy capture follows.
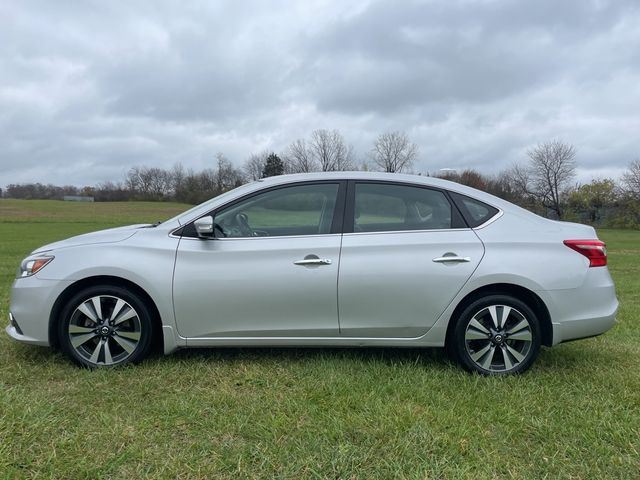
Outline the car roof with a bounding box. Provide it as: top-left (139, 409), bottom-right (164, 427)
top-left (255, 171), bottom-right (507, 206)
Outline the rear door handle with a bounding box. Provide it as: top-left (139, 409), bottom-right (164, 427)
top-left (432, 256), bottom-right (471, 263)
top-left (294, 258), bottom-right (332, 266)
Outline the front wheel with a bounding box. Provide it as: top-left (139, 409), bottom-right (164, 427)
top-left (57, 285), bottom-right (154, 367)
top-left (449, 295), bottom-right (541, 375)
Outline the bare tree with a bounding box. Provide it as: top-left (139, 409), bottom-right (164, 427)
top-left (147, 168), bottom-right (172, 199)
top-left (309, 129), bottom-right (353, 171)
top-left (285, 139), bottom-right (318, 173)
top-left (371, 131), bottom-right (418, 173)
top-left (358, 159), bottom-right (372, 171)
top-left (458, 169), bottom-right (487, 190)
top-left (126, 166), bottom-right (172, 199)
top-left (527, 140), bottom-right (577, 219)
top-left (125, 166), bottom-right (143, 194)
top-left (244, 151), bottom-right (269, 181)
top-left (215, 152), bottom-right (244, 191)
top-left (342, 144), bottom-right (356, 171)
top-left (170, 163), bottom-right (186, 197)
top-left (200, 168), bottom-right (217, 192)
top-left (621, 159), bottom-right (640, 197)
top-left (503, 163), bottom-right (533, 202)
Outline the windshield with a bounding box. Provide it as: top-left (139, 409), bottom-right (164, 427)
top-left (162, 181), bottom-right (262, 225)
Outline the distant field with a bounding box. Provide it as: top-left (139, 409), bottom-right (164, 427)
top-left (1, 200), bottom-right (639, 479)
top-left (0, 198), bottom-right (190, 224)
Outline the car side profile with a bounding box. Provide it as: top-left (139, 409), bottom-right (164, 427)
top-left (7, 172), bottom-right (618, 374)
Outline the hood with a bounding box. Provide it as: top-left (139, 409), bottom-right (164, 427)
top-left (32, 224), bottom-right (148, 253)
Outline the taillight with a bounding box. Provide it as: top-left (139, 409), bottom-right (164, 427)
top-left (563, 240), bottom-right (607, 267)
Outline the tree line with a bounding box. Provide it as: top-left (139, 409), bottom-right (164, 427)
top-left (3, 130), bottom-right (640, 228)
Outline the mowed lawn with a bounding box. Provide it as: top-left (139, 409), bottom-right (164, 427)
top-left (1, 199), bottom-right (639, 479)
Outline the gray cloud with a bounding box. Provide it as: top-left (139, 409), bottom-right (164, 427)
top-left (0, 0), bottom-right (638, 188)
top-left (304, 0), bottom-right (639, 112)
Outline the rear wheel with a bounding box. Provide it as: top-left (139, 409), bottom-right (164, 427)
top-left (449, 294), bottom-right (541, 375)
top-left (57, 285), bottom-right (154, 367)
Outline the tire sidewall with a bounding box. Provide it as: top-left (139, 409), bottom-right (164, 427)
top-left (57, 285), bottom-right (153, 368)
top-left (451, 294), bottom-right (541, 375)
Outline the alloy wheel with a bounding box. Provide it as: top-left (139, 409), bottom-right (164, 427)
top-left (67, 295), bottom-right (142, 366)
top-left (464, 304), bottom-right (533, 373)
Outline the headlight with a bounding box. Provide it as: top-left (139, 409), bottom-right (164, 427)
top-left (17, 255), bottom-right (55, 278)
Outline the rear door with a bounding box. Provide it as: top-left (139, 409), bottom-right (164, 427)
top-left (337, 181), bottom-right (484, 337)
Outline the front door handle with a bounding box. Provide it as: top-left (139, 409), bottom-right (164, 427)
top-left (432, 256), bottom-right (471, 263)
top-left (294, 258), bottom-right (332, 266)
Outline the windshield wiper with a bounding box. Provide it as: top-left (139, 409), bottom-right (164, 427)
top-left (141, 221), bottom-right (163, 228)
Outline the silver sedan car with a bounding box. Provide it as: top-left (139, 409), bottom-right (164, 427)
top-left (7, 172), bottom-right (618, 374)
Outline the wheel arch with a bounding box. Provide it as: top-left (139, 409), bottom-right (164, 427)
top-left (48, 275), bottom-right (164, 354)
top-left (445, 283), bottom-right (553, 348)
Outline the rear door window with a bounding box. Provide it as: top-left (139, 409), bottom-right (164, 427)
top-left (352, 183), bottom-right (457, 232)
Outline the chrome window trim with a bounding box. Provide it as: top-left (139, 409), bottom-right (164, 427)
top-left (174, 232), bottom-right (343, 241)
top-left (173, 228), bottom-right (473, 240)
top-left (342, 227), bottom-right (472, 237)
top-left (472, 209), bottom-right (504, 230)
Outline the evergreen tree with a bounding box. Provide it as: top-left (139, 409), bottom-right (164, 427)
top-left (262, 153), bottom-right (284, 177)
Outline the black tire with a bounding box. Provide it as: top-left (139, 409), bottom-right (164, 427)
top-left (448, 294), bottom-right (541, 375)
top-left (57, 285), bottom-right (154, 368)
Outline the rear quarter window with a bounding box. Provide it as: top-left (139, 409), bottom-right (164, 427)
top-left (449, 192), bottom-right (499, 228)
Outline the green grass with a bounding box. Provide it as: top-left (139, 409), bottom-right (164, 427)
top-left (1, 200), bottom-right (639, 479)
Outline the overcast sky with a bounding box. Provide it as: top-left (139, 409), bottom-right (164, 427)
top-left (1, 0), bottom-right (639, 187)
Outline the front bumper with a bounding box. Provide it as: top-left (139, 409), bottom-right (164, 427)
top-left (6, 276), bottom-right (73, 347)
top-left (6, 324), bottom-right (49, 346)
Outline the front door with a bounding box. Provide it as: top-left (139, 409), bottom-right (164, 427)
top-left (173, 182), bottom-right (344, 338)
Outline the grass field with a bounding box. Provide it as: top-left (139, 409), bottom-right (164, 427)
top-left (1, 199), bottom-right (639, 479)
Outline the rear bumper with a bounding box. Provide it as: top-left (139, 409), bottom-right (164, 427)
top-left (553, 311), bottom-right (617, 345)
top-left (538, 267), bottom-right (618, 345)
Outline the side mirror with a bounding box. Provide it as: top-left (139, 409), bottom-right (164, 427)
top-left (194, 216), bottom-right (215, 239)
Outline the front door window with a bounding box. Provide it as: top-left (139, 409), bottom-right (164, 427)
top-left (214, 183), bottom-right (339, 237)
